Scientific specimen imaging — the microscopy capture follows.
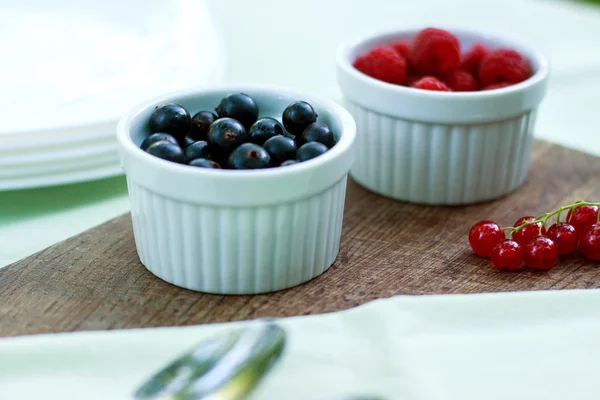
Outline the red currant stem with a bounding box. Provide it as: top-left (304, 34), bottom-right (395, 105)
top-left (501, 226), bottom-right (515, 239)
top-left (502, 201), bottom-right (600, 235)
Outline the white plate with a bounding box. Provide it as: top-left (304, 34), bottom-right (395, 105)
top-left (0, 163), bottom-right (122, 190)
top-left (0, 150), bottom-right (118, 178)
top-left (0, 125), bottom-right (119, 188)
top-left (1, 290), bottom-right (600, 400)
top-left (0, 0), bottom-right (224, 190)
top-left (0, 142), bottom-right (117, 167)
top-left (0, 0), bottom-right (224, 135)
top-left (0, 122), bottom-right (117, 152)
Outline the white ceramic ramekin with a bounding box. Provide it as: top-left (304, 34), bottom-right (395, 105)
top-left (117, 85), bottom-right (356, 295)
top-left (337, 27), bottom-right (549, 205)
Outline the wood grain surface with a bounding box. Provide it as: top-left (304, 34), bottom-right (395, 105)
top-left (2, 141), bottom-right (600, 337)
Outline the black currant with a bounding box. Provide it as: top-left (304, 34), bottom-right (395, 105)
top-left (185, 140), bottom-right (211, 161)
top-left (207, 118), bottom-right (248, 154)
top-left (189, 111), bottom-right (217, 141)
top-left (228, 143), bottom-right (271, 169)
top-left (146, 140), bottom-right (185, 164)
top-left (263, 135), bottom-right (297, 166)
top-left (249, 118), bottom-right (284, 145)
top-left (280, 160), bottom-right (299, 167)
top-left (140, 133), bottom-right (178, 151)
top-left (180, 135), bottom-right (196, 148)
top-left (189, 158), bottom-right (221, 169)
top-left (297, 142), bottom-right (328, 162)
top-left (148, 103), bottom-right (190, 139)
top-left (300, 122), bottom-right (336, 148)
top-left (282, 101), bottom-right (317, 136)
top-left (215, 93), bottom-right (258, 129)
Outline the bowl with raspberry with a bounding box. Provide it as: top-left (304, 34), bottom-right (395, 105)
top-left (336, 27), bottom-right (549, 205)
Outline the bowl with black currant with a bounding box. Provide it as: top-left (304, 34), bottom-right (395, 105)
top-left (117, 85), bottom-right (356, 295)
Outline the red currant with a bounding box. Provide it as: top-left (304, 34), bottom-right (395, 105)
top-left (469, 220), bottom-right (505, 257)
top-left (490, 240), bottom-right (523, 270)
top-left (580, 224), bottom-right (600, 260)
top-left (567, 205), bottom-right (599, 236)
top-left (546, 223), bottom-right (578, 255)
top-left (524, 236), bottom-right (559, 270)
top-left (512, 216), bottom-right (547, 247)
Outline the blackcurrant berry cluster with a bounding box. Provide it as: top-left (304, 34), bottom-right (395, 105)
top-left (140, 94), bottom-right (336, 170)
top-left (469, 201), bottom-right (600, 271)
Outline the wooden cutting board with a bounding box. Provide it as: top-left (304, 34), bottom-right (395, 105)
top-left (2, 141), bottom-right (600, 337)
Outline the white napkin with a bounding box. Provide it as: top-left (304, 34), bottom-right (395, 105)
top-left (1, 289), bottom-right (599, 399)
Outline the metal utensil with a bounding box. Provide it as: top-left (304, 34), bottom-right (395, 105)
top-left (132, 321), bottom-right (286, 400)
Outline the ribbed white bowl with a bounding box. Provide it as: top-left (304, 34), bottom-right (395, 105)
top-left (117, 85), bottom-right (356, 294)
top-left (127, 177), bottom-right (347, 294)
top-left (337, 27), bottom-right (549, 205)
top-left (347, 101), bottom-right (537, 204)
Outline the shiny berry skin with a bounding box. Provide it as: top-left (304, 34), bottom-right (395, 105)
top-left (249, 118), bottom-right (284, 145)
top-left (282, 101), bottom-right (318, 136)
top-left (148, 104), bottom-right (191, 139)
top-left (207, 118), bottom-right (248, 154)
top-left (140, 132), bottom-right (178, 151)
top-left (145, 140), bottom-right (185, 164)
top-left (512, 216), bottom-right (547, 247)
top-left (263, 135), bottom-right (297, 166)
top-left (189, 111), bottom-right (217, 141)
top-left (411, 76), bottom-right (450, 91)
top-left (215, 93), bottom-right (258, 129)
top-left (300, 122), bottom-right (336, 148)
top-left (280, 160), bottom-right (298, 167)
top-left (297, 142), bottom-right (328, 162)
top-left (180, 135), bottom-right (196, 149)
top-left (546, 223), bottom-right (579, 255)
top-left (468, 220), bottom-right (505, 257)
top-left (228, 143), bottom-right (271, 169)
top-left (567, 205), bottom-right (599, 236)
top-left (490, 240), bottom-right (523, 271)
top-left (189, 158), bottom-right (221, 169)
top-left (185, 140), bottom-right (211, 161)
top-left (524, 236), bottom-right (559, 270)
top-left (580, 224), bottom-right (600, 261)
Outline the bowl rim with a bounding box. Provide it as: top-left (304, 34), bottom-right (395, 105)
top-left (117, 83), bottom-right (356, 181)
top-left (336, 25), bottom-right (550, 99)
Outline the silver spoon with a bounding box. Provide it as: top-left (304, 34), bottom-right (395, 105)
top-left (132, 321), bottom-right (286, 400)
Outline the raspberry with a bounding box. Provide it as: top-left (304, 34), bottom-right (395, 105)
top-left (483, 82), bottom-right (512, 90)
top-left (391, 40), bottom-right (411, 58)
top-left (353, 46), bottom-right (407, 85)
top-left (444, 69), bottom-right (478, 91)
top-left (478, 49), bottom-right (532, 86)
top-left (405, 74), bottom-right (422, 87)
top-left (460, 43), bottom-right (488, 75)
top-left (409, 28), bottom-right (460, 76)
top-left (412, 76), bottom-right (451, 91)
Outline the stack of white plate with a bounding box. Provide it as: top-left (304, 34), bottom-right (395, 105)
top-left (0, 0), bottom-right (225, 191)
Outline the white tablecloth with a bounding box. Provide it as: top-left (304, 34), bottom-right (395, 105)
top-left (2, 289), bottom-right (600, 399)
